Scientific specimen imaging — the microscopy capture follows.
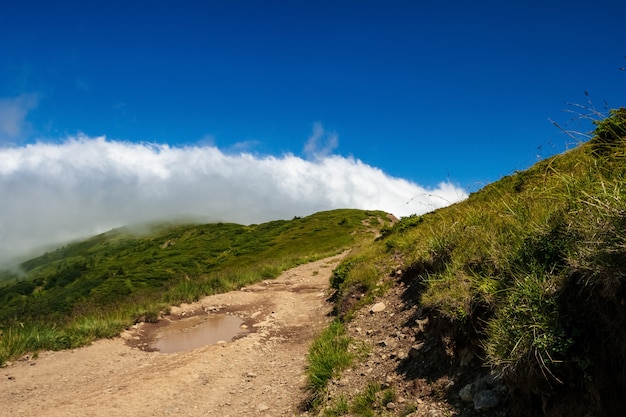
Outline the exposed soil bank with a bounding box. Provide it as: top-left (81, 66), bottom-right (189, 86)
top-left (0, 254), bottom-right (345, 416)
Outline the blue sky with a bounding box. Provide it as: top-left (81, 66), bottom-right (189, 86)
top-left (0, 1), bottom-right (625, 263)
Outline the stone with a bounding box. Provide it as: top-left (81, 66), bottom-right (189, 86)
top-left (459, 383), bottom-right (474, 402)
top-left (386, 401), bottom-right (396, 410)
top-left (459, 373), bottom-right (505, 410)
top-left (473, 389), bottom-right (501, 411)
top-left (370, 302), bottom-right (386, 313)
top-left (408, 342), bottom-right (425, 358)
top-left (416, 317), bottom-right (429, 333)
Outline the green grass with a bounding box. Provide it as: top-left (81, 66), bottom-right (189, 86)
top-left (0, 209), bottom-right (392, 365)
top-left (305, 319), bottom-right (358, 409)
top-left (317, 382), bottom-right (397, 417)
top-left (317, 108), bottom-right (626, 415)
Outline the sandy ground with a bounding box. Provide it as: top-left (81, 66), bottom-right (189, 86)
top-left (0, 254), bottom-right (346, 417)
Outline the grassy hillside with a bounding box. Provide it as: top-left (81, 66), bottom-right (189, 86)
top-left (316, 109), bottom-right (626, 416)
top-left (0, 208), bottom-right (392, 364)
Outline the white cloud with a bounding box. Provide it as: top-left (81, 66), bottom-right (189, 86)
top-left (0, 135), bottom-right (467, 265)
top-left (303, 122), bottom-right (339, 159)
top-left (0, 93), bottom-right (39, 144)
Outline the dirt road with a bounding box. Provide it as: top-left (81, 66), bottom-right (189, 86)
top-left (0, 254), bottom-right (345, 416)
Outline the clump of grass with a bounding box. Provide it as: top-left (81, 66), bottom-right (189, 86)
top-left (304, 319), bottom-right (355, 409)
top-left (0, 324), bottom-right (67, 364)
top-left (485, 271), bottom-right (572, 382)
top-left (350, 382), bottom-right (381, 416)
top-left (349, 382), bottom-right (396, 416)
top-left (322, 395), bottom-right (349, 417)
top-left (65, 313), bottom-right (128, 345)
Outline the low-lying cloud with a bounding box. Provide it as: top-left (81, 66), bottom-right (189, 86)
top-left (0, 135), bottom-right (467, 265)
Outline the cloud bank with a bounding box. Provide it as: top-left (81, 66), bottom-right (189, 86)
top-left (0, 136), bottom-right (467, 264)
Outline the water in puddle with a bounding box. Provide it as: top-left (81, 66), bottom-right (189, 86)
top-left (150, 314), bottom-right (246, 353)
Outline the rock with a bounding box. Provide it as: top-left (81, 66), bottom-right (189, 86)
top-left (459, 384), bottom-right (474, 402)
top-left (256, 404), bottom-right (269, 412)
top-left (408, 342), bottom-right (425, 358)
top-left (396, 350), bottom-right (408, 360)
top-left (370, 302), bottom-right (386, 313)
top-left (416, 317), bottom-right (429, 333)
top-left (474, 389), bottom-right (501, 411)
top-left (386, 401), bottom-right (396, 410)
top-left (459, 373), bottom-right (505, 410)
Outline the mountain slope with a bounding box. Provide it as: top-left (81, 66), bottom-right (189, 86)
top-left (314, 109), bottom-right (626, 416)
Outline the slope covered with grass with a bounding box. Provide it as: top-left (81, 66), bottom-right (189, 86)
top-left (0, 208), bottom-right (392, 364)
top-left (322, 109), bottom-right (626, 416)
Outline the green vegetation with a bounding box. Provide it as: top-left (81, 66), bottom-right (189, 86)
top-left (318, 108), bottom-right (626, 415)
top-left (305, 319), bottom-right (359, 409)
top-left (0, 209), bottom-right (390, 364)
top-left (318, 382), bottom-right (402, 417)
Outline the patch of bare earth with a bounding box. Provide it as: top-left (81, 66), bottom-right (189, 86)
top-left (0, 254), bottom-right (346, 417)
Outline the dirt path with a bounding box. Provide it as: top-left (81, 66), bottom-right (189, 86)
top-left (0, 254), bottom-right (346, 417)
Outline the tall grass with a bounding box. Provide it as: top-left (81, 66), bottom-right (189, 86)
top-left (318, 108), bottom-right (626, 413)
top-left (0, 316), bottom-right (125, 364)
top-left (305, 319), bottom-right (356, 409)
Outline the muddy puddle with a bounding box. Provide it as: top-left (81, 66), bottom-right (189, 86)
top-left (147, 314), bottom-right (248, 353)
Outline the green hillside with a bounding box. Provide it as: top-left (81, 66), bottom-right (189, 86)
top-left (313, 109), bottom-right (626, 416)
top-left (0, 208), bottom-right (392, 364)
